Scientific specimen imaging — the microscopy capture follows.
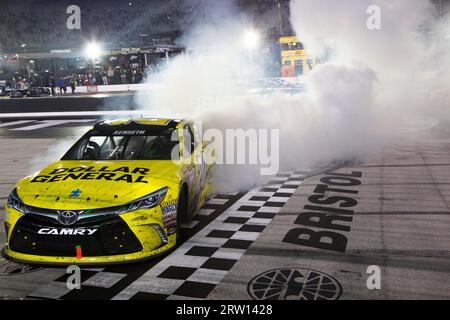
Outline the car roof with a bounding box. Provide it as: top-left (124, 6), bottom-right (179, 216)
top-left (101, 118), bottom-right (181, 126)
top-left (92, 118), bottom-right (186, 131)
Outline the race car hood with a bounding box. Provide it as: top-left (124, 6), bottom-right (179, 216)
top-left (15, 160), bottom-right (181, 210)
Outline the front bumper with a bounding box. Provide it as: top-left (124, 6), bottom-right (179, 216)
top-left (3, 206), bottom-right (176, 265)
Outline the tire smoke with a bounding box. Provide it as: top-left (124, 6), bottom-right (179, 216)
top-left (134, 0), bottom-right (447, 192)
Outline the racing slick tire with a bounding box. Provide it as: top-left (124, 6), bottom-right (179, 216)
top-left (176, 187), bottom-right (188, 243)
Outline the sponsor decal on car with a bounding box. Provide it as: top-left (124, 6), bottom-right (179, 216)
top-left (37, 228), bottom-right (98, 236)
top-left (161, 200), bottom-right (177, 215)
top-left (161, 199), bottom-right (177, 229)
top-left (163, 216), bottom-right (177, 229)
top-left (131, 215), bottom-right (149, 222)
top-left (30, 166), bottom-right (150, 184)
top-left (112, 130), bottom-right (146, 135)
top-left (69, 189), bottom-right (82, 198)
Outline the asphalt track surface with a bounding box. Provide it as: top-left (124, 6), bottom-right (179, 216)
top-left (0, 95), bottom-right (450, 300)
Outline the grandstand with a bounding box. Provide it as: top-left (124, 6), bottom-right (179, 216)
top-left (0, 0), bottom-right (292, 85)
top-left (0, 0), bottom-right (290, 53)
top-left (0, 0), bottom-right (189, 52)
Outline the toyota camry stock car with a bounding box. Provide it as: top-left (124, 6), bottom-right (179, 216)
top-left (2, 118), bottom-right (214, 265)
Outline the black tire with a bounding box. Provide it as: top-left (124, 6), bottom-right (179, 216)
top-left (176, 187), bottom-right (188, 243)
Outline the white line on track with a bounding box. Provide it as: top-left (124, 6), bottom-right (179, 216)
top-left (0, 120), bottom-right (36, 127)
top-left (0, 111), bottom-right (153, 118)
top-left (11, 120), bottom-right (95, 131)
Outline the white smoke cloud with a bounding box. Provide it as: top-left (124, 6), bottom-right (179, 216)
top-left (134, 0), bottom-right (446, 193)
top-left (22, 0), bottom-right (448, 196)
top-left (291, 0), bottom-right (434, 69)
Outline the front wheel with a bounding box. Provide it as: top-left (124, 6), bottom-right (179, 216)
top-left (176, 189), bottom-right (188, 243)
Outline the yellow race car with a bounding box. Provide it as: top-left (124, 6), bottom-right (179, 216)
top-left (3, 118), bottom-right (214, 265)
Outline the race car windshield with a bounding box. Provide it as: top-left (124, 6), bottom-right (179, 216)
top-left (62, 131), bottom-right (180, 161)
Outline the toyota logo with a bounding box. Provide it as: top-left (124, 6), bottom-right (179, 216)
top-left (57, 210), bottom-right (79, 226)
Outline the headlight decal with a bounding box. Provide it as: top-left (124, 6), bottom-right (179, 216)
top-left (5, 187), bottom-right (169, 219)
top-left (7, 189), bottom-right (27, 214)
top-left (118, 187), bottom-right (168, 215)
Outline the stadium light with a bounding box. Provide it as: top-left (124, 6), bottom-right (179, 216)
top-left (84, 41), bottom-right (102, 60)
top-left (243, 29), bottom-right (260, 49)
